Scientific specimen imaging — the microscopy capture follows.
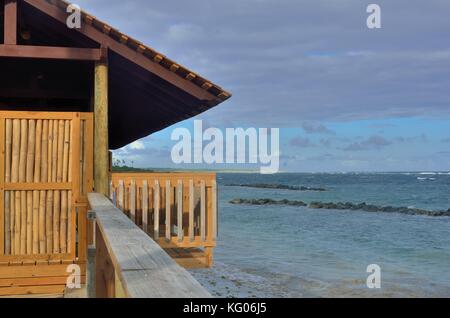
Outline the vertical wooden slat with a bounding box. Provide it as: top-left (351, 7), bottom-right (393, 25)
top-left (165, 180), bottom-right (171, 241)
top-left (189, 179), bottom-right (194, 242)
top-left (0, 118), bottom-right (5, 255)
top-left (153, 180), bottom-right (160, 240)
top-left (11, 120), bottom-right (20, 255)
top-left (26, 120), bottom-right (35, 182)
top-left (59, 120), bottom-right (70, 253)
top-left (70, 114), bottom-right (80, 256)
top-left (10, 191), bottom-right (15, 255)
top-left (67, 119), bottom-right (73, 255)
top-left (200, 180), bottom-right (206, 242)
top-left (211, 179), bottom-right (217, 241)
top-left (4, 119), bottom-right (11, 255)
top-left (142, 180), bottom-right (148, 233)
top-left (177, 180), bottom-right (183, 242)
top-left (19, 120), bottom-right (27, 255)
top-left (38, 190), bottom-right (46, 254)
top-left (39, 120), bottom-right (48, 254)
top-left (20, 190), bottom-right (26, 255)
top-left (130, 179), bottom-right (136, 223)
top-left (118, 180), bottom-right (124, 211)
top-left (46, 120), bottom-right (55, 253)
top-left (32, 120), bottom-right (42, 254)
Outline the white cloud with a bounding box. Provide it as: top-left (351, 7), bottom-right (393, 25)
top-left (129, 140), bottom-right (146, 150)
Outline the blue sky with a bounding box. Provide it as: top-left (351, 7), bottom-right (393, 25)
top-left (74, 0), bottom-right (450, 172)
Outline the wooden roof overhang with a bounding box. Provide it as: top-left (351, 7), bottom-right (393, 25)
top-left (0, 0), bottom-right (231, 149)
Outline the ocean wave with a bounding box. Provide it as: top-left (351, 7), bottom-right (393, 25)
top-left (225, 183), bottom-right (327, 191)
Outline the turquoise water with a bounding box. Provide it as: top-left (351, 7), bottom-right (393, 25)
top-left (192, 173), bottom-right (450, 297)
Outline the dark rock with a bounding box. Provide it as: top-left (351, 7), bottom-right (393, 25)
top-left (229, 198), bottom-right (449, 217)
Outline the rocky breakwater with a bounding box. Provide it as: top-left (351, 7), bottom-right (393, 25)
top-left (229, 198), bottom-right (450, 217)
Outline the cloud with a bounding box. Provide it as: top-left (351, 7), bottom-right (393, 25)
top-left (289, 136), bottom-right (314, 148)
top-left (441, 138), bottom-right (450, 143)
top-left (394, 134), bottom-right (428, 143)
top-left (129, 140), bottom-right (146, 150)
top-left (73, 0), bottom-right (450, 128)
top-left (342, 135), bottom-right (392, 151)
top-left (301, 122), bottom-right (335, 135)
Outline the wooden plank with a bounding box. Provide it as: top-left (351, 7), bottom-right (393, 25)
top-left (3, 183), bottom-right (73, 191)
top-left (142, 180), bottom-right (148, 233)
top-left (177, 180), bottom-right (183, 242)
top-left (4, 119), bottom-right (12, 255)
top-left (0, 45), bottom-right (103, 61)
top-left (200, 180), bottom-right (206, 242)
top-left (4, 0), bottom-right (17, 45)
top-left (0, 112), bottom-right (82, 121)
top-left (0, 276), bottom-right (85, 288)
top-left (165, 180), bottom-right (171, 241)
top-left (117, 180), bottom-right (124, 210)
top-left (0, 119), bottom-right (4, 255)
top-left (130, 179), bottom-right (136, 223)
top-left (88, 193), bottom-right (211, 298)
top-left (189, 180), bottom-right (194, 242)
top-left (153, 180), bottom-right (160, 240)
top-left (0, 285), bottom-right (66, 297)
top-left (94, 61), bottom-right (109, 196)
top-left (211, 180), bottom-right (217, 241)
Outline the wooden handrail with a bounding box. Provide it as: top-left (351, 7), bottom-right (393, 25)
top-left (88, 193), bottom-right (211, 298)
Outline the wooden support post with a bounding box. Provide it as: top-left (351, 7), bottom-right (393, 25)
top-left (4, 0), bottom-right (17, 45)
top-left (94, 52), bottom-right (109, 197)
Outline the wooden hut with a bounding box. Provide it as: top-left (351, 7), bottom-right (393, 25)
top-left (0, 0), bottom-right (230, 297)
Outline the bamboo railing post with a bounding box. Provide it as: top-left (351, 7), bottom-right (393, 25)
top-left (189, 180), bottom-right (194, 242)
top-left (200, 180), bottom-right (206, 242)
top-left (211, 180), bottom-right (217, 241)
top-left (11, 119), bottom-right (20, 255)
top-left (165, 180), bottom-right (171, 242)
top-left (154, 180), bottom-right (160, 240)
top-left (4, 119), bottom-right (12, 255)
top-left (118, 180), bottom-right (124, 211)
top-left (142, 180), bottom-right (148, 233)
top-left (130, 179), bottom-right (136, 223)
top-left (60, 120), bottom-right (70, 253)
top-left (177, 180), bottom-right (183, 242)
top-left (19, 120), bottom-right (27, 255)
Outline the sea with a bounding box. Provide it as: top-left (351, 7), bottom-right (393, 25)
top-left (190, 172), bottom-right (450, 298)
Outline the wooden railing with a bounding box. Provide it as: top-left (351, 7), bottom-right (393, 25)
top-left (88, 193), bottom-right (211, 298)
top-left (110, 173), bottom-right (217, 252)
top-left (0, 111), bottom-right (93, 263)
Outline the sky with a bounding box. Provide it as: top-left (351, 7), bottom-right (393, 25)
top-left (74, 0), bottom-right (450, 172)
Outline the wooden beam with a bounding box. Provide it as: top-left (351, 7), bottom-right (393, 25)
top-left (0, 45), bottom-right (103, 61)
top-left (94, 58), bottom-right (110, 196)
top-left (23, 0), bottom-right (221, 104)
top-left (4, 0), bottom-right (17, 45)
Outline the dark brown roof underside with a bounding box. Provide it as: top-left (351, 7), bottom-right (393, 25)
top-left (11, 0), bottom-right (231, 149)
